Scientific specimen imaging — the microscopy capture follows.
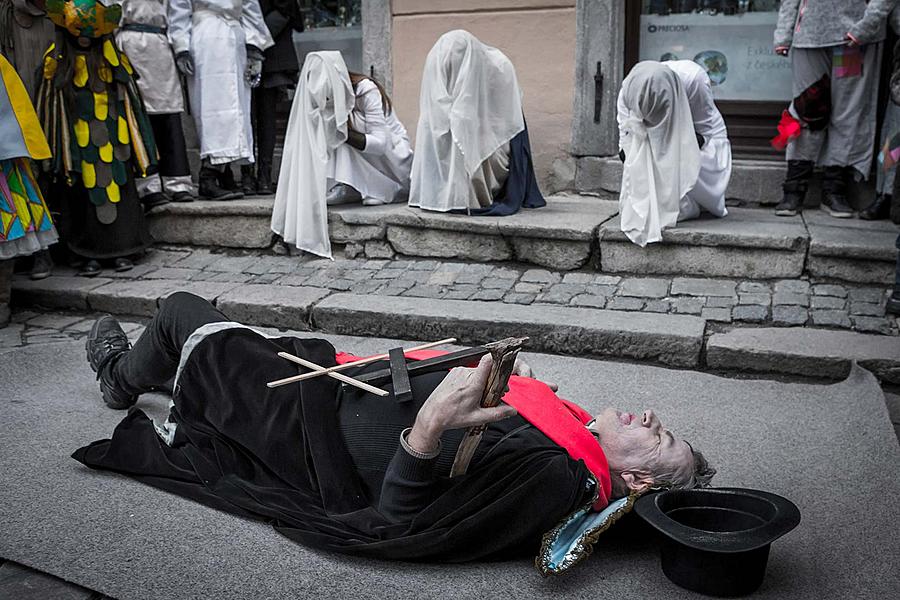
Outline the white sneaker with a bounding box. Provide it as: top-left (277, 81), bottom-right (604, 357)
top-left (326, 183), bottom-right (362, 205)
top-left (362, 196), bottom-right (390, 206)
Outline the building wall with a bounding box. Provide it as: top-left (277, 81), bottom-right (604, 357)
top-left (390, 0), bottom-right (577, 191)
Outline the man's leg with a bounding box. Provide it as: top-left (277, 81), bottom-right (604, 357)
top-left (88, 292), bottom-right (230, 407)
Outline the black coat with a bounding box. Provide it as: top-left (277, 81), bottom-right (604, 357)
top-left (72, 330), bottom-right (592, 562)
top-left (261, 0), bottom-right (302, 75)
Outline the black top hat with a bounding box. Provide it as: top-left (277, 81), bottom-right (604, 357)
top-left (635, 487), bottom-right (801, 597)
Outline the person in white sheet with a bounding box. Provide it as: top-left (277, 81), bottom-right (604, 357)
top-left (271, 54), bottom-right (411, 258)
top-left (167, 0), bottom-right (274, 200)
top-left (325, 72), bottom-right (413, 207)
top-left (409, 30), bottom-right (542, 214)
top-left (617, 60), bottom-right (731, 247)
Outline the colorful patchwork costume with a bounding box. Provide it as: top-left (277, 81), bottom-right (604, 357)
top-left (0, 52), bottom-right (58, 260)
top-left (35, 0), bottom-right (155, 260)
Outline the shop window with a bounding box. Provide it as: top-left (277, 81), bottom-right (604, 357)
top-left (626, 1), bottom-right (787, 158)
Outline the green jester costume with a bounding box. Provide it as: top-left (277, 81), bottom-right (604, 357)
top-left (35, 0), bottom-right (156, 265)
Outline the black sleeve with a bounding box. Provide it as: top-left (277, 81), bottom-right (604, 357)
top-left (346, 128), bottom-right (367, 151)
top-left (696, 131), bottom-right (705, 149)
top-left (378, 443), bottom-right (438, 522)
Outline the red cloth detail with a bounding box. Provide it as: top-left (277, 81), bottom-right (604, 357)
top-left (771, 110), bottom-right (802, 151)
top-left (334, 349), bottom-right (612, 510)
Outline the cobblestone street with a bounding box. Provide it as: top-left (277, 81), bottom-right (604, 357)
top-left (31, 245), bottom-right (895, 335)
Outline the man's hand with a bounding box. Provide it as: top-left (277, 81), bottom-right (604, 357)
top-left (175, 51), bottom-right (194, 76)
top-left (775, 46), bottom-right (790, 57)
top-left (246, 45), bottom-right (264, 87)
top-left (407, 355), bottom-right (518, 454)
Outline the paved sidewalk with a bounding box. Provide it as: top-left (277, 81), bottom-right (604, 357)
top-left (18, 246), bottom-right (898, 335)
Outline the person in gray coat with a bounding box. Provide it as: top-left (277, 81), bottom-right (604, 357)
top-left (773, 0), bottom-right (897, 218)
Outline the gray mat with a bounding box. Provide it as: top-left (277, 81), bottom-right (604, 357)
top-left (1, 333), bottom-right (899, 600)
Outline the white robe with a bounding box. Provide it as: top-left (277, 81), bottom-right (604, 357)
top-left (409, 30), bottom-right (525, 212)
top-left (270, 52), bottom-right (354, 259)
top-left (167, 0), bottom-right (273, 164)
top-left (115, 0), bottom-right (183, 114)
top-left (328, 78), bottom-right (413, 203)
top-left (617, 60), bottom-right (731, 246)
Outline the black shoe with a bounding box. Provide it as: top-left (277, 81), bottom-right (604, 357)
top-left (218, 166), bottom-right (243, 198)
top-left (887, 291), bottom-right (900, 316)
top-left (257, 161), bottom-right (274, 195)
top-left (774, 195), bottom-right (802, 217)
top-left (141, 191), bottom-right (170, 213)
top-left (170, 191), bottom-right (196, 203)
top-left (860, 194), bottom-right (891, 220)
top-left (29, 249), bottom-right (52, 280)
top-left (241, 165), bottom-right (257, 196)
top-left (85, 315), bottom-right (137, 410)
top-left (113, 257), bottom-right (133, 272)
top-left (775, 159), bottom-right (813, 217)
top-left (199, 168), bottom-right (242, 201)
top-left (821, 166), bottom-right (854, 218)
top-left (78, 259), bottom-right (102, 277)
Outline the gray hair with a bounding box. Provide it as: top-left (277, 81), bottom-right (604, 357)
top-left (652, 441), bottom-right (716, 491)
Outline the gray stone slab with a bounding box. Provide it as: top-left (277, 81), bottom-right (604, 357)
top-left (618, 277), bottom-right (669, 298)
top-left (732, 305), bottom-right (768, 322)
top-left (146, 199), bottom-right (275, 248)
top-left (2, 339), bottom-right (899, 600)
top-left (707, 327), bottom-right (900, 382)
top-left (575, 157), bottom-right (786, 205)
top-left (510, 237), bottom-right (593, 270)
top-left (216, 285), bottom-right (330, 330)
top-left (26, 314), bottom-right (86, 331)
top-left (599, 209), bottom-right (808, 279)
top-left (849, 302), bottom-right (885, 316)
top-left (386, 225), bottom-right (512, 262)
top-left (0, 561), bottom-right (94, 600)
top-left (11, 276), bottom-right (112, 311)
top-left (86, 280), bottom-right (238, 316)
top-left (804, 211), bottom-right (897, 283)
top-left (313, 294), bottom-right (706, 367)
top-left (671, 277), bottom-right (736, 297)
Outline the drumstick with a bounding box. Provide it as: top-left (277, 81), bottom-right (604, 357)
top-left (269, 352), bottom-right (389, 396)
top-left (269, 338), bottom-right (457, 387)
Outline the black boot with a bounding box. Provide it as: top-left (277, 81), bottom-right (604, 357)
top-left (256, 161), bottom-right (273, 195)
top-left (218, 166), bottom-right (244, 199)
top-left (29, 249), bottom-right (53, 280)
top-left (141, 191), bottom-right (170, 213)
top-left (85, 315), bottom-right (137, 409)
top-left (821, 166), bottom-right (854, 218)
top-left (860, 193), bottom-right (891, 220)
top-left (241, 165), bottom-right (257, 196)
top-left (199, 167), bottom-right (241, 201)
top-left (775, 160), bottom-right (814, 217)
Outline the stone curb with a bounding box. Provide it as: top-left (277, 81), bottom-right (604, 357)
top-left (706, 327), bottom-right (900, 384)
top-left (11, 276), bottom-right (113, 310)
top-left (12, 277), bottom-right (900, 383)
top-left (312, 293), bottom-right (705, 368)
top-left (216, 285), bottom-right (331, 330)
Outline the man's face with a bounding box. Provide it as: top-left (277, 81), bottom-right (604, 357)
top-left (588, 408), bottom-right (693, 488)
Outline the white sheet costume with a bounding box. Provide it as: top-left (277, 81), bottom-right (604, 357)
top-left (329, 78), bottom-right (413, 205)
top-left (409, 30), bottom-right (525, 212)
top-left (270, 52), bottom-right (354, 259)
top-left (167, 0), bottom-right (273, 165)
top-left (617, 60), bottom-right (731, 247)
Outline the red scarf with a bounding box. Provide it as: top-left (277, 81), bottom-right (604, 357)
top-left (336, 350), bottom-right (612, 510)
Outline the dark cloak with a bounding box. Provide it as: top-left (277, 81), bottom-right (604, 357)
top-left (72, 329), bottom-right (592, 562)
top-left (451, 121), bottom-right (547, 217)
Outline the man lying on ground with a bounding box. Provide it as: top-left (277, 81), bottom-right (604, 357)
top-left (74, 292), bottom-right (715, 570)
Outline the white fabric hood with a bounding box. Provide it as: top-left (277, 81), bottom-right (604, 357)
top-left (617, 61), bottom-right (701, 247)
top-left (409, 30), bottom-right (525, 212)
top-left (271, 51), bottom-right (354, 258)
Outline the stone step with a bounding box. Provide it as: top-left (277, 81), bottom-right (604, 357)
top-left (706, 327), bottom-right (900, 384)
top-left (12, 276), bottom-right (900, 382)
top-left (311, 293), bottom-right (706, 368)
top-left (576, 157), bottom-right (787, 205)
top-left (600, 207), bottom-right (809, 280)
top-left (146, 193), bottom-right (897, 283)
